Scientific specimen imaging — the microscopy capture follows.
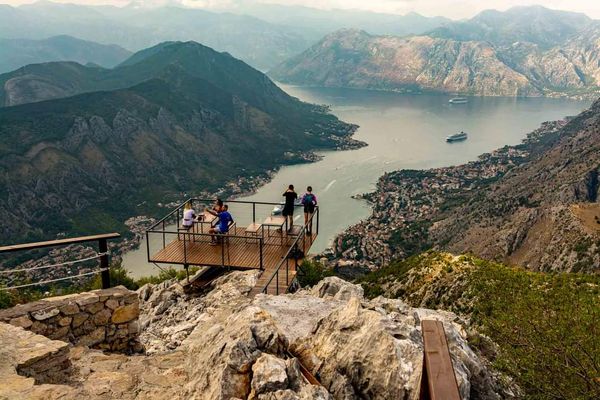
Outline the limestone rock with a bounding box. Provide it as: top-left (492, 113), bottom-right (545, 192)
top-left (31, 308), bottom-right (60, 321)
top-left (9, 316), bottom-right (33, 329)
top-left (0, 271), bottom-right (507, 399)
top-left (251, 353), bottom-right (289, 396)
top-left (112, 303), bottom-right (139, 324)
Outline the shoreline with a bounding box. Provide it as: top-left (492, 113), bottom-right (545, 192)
top-left (323, 116), bottom-right (573, 273)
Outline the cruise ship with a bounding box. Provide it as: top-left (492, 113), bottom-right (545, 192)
top-left (446, 131), bottom-right (468, 142)
top-left (449, 97), bottom-right (468, 104)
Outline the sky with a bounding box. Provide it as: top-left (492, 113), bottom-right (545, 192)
top-left (3, 0), bottom-right (600, 20)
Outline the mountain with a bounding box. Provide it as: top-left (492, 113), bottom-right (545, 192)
top-left (0, 35), bottom-right (131, 74)
top-left (0, 2), bottom-right (314, 70)
top-left (270, 22), bottom-right (600, 98)
top-left (234, 3), bottom-right (450, 37)
top-left (270, 29), bottom-right (540, 97)
top-left (429, 5), bottom-right (594, 49)
top-left (333, 99), bottom-right (600, 273)
top-left (0, 41), bottom-right (358, 244)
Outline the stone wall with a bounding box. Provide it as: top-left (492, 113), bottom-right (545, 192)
top-left (0, 322), bottom-right (71, 385)
top-left (0, 286), bottom-right (141, 352)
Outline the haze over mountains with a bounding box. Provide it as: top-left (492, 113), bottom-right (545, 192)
top-left (271, 6), bottom-right (600, 98)
top-left (0, 35), bottom-right (131, 74)
top-left (0, 41), bottom-right (356, 244)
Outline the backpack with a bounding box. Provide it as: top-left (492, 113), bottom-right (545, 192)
top-left (303, 193), bottom-right (315, 206)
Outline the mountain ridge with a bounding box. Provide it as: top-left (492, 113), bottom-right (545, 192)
top-left (270, 7), bottom-right (600, 98)
top-left (0, 35), bottom-right (131, 74)
top-left (0, 41), bottom-right (359, 245)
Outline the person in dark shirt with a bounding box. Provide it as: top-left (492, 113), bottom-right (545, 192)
top-left (282, 184), bottom-right (297, 232)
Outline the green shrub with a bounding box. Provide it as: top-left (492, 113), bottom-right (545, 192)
top-left (470, 264), bottom-right (600, 399)
top-left (136, 266), bottom-right (200, 287)
top-left (297, 260), bottom-right (333, 287)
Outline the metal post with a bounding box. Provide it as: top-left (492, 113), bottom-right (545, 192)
top-left (99, 238), bottom-right (110, 289)
top-left (183, 233), bottom-right (187, 265)
top-left (146, 231), bottom-right (151, 262)
top-left (162, 220), bottom-right (165, 248)
top-left (276, 270), bottom-right (279, 295)
top-left (184, 263), bottom-right (190, 283)
top-left (259, 238), bottom-right (264, 270)
top-left (253, 202), bottom-right (256, 224)
top-left (316, 207), bottom-right (319, 235)
top-left (221, 239), bottom-right (225, 267)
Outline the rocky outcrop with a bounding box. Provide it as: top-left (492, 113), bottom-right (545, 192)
top-left (0, 286), bottom-right (141, 352)
top-left (0, 272), bottom-right (511, 399)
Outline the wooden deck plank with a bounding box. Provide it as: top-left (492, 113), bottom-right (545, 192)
top-left (420, 320), bottom-right (461, 400)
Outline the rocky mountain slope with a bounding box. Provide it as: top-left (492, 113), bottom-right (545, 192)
top-left (0, 35), bottom-right (131, 74)
top-left (0, 271), bottom-right (512, 399)
top-left (333, 98), bottom-right (600, 273)
top-left (429, 6), bottom-right (594, 48)
top-left (270, 7), bottom-right (600, 98)
top-left (0, 41), bottom-right (359, 244)
top-left (358, 252), bottom-right (600, 398)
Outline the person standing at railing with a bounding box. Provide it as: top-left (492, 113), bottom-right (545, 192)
top-left (282, 184), bottom-right (297, 233)
top-left (301, 186), bottom-right (317, 235)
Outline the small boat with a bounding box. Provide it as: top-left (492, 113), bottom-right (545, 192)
top-left (449, 97), bottom-right (468, 104)
top-left (446, 131), bottom-right (468, 142)
top-left (272, 203), bottom-right (284, 215)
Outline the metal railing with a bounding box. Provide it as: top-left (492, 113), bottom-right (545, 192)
top-left (258, 206), bottom-right (319, 295)
top-left (0, 233), bottom-right (120, 291)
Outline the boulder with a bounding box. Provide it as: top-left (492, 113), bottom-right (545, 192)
top-left (251, 354), bottom-right (289, 396)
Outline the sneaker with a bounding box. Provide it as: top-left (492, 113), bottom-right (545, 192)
top-left (209, 241), bottom-right (218, 246)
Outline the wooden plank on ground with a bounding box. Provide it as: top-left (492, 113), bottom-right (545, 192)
top-left (420, 320), bottom-right (461, 400)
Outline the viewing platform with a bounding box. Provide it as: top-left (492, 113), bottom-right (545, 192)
top-left (146, 199), bottom-right (319, 295)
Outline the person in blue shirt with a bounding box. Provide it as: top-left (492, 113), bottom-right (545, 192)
top-left (207, 204), bottom-right (234, 245)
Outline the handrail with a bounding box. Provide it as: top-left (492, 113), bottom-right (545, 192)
top-left (259, 206), bottom-right (319, 294)
top-left (0, 233), bottom-right (120, 253)
top-left (147, 230), bottom-right (253, 240)
top-left (148, 197), bottom-right (308, 232)
top-left (0, 233), bottom-right (120, 290)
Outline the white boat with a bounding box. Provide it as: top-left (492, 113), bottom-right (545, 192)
top-left (272, 203), bottom-right (284, 215)
top-left (449, 97), bottom-right (468, 104)
top-left (446, 131), bottom-right (468, 142)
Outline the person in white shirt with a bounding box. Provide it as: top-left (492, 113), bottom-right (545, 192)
top-left (182, 202), bottom-right (196, 229)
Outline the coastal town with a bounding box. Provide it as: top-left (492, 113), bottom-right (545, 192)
top-left (327, 118), bottom-right (570, 272)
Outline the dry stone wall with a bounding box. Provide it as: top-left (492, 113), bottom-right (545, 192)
top-left (0, 286), bottom-right (141, 352)
top-left (0, 322), bottom-right (71, 385)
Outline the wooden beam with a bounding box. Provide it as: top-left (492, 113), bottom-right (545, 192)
top-left (420, 319), bottom-right (461, 400)
top-left (0, 233), bottom-right (121, 253)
